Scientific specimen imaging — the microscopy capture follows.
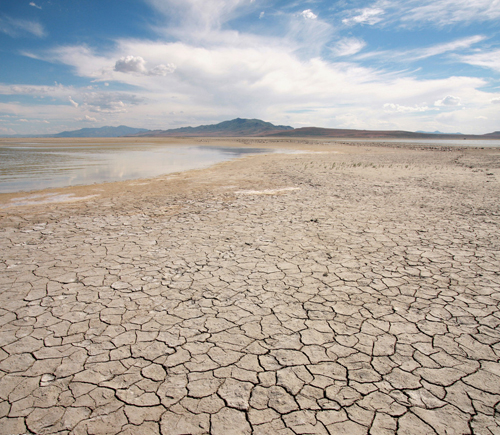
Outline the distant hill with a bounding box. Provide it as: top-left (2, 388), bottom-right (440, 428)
top-left (266, 127), bottom-right (500, 140)
top-left (0, 125), bottom-right (150, 138)
top-left (52, 125), bottom-right (150, 138)
top-left (131, 118), bottom-right (294, 137)
top-left (416, 130), bottom-right (463, 135)
top-left (484, 131), bottom-right (500, 138)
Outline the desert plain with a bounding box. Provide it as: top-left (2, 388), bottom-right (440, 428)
top-left (0, 137), bottom-right (499, 434)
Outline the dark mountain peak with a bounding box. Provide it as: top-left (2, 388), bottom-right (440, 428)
top-left (133, 118), bottom-right (294, 137)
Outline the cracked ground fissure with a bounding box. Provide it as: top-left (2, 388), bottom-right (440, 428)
top-left (0, 140), bottom-right (499, 434)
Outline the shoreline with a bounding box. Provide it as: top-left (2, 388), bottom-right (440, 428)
top-left (1, 137), bottom-right (499, 209)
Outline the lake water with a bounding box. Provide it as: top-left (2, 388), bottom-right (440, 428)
top-left (0, 144), bottom-right (278, 193)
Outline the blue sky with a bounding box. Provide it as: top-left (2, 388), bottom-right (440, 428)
top-left (1, 0), bottom-right (499, 135)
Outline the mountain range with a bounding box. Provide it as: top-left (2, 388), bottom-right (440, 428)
top-left (129, 118), bottom-right (500, 139)
top-left (133, 119), bottom-right (498, 139)
top-left (1, 119), bottom-right (499, 139)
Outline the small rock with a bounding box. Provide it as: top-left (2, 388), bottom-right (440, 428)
top-left (40, 373), bottom-right (56, 387)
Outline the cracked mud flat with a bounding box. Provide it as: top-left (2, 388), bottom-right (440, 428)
top-left (0, 139), bottom-right (500, 434)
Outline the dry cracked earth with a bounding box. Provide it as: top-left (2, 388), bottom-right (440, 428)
top-left (0, 142), bottom-right (500, 434)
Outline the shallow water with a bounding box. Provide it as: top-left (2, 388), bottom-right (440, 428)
top-left (0, 144), bottom-right (277, 193)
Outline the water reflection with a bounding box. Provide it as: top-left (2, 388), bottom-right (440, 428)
top-left (0, 145), bottom-right (276, 193)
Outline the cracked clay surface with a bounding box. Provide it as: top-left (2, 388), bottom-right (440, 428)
top-left (0, 140), bottom-right (499, 434)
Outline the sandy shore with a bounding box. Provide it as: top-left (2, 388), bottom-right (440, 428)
top-left (1, 139), bottom-right (499, 434)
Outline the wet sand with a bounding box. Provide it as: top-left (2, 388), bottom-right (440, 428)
top-left (0, 138), bottom-right (499, 434)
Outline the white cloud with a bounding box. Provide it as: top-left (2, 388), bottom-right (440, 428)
top-left (50, 46), bottom-right (112, 78)
top-left (399, 0), bottom-right (500, 25)
top-left (0, 100), bottom-right (109, 135)
top-left (434, 95), bottom-right (461, 106)
top-left (383, 103), bottom-right (433, 113)
top-left (114, 55), bottom-right (176, 76)
top-left (81, 92), bottom-right (144, 113)
top-left (76, 115), bottom-right (97, 122)
top-left (0, 16), bottom-right (46, 38)
top-left (412, 35), bottom-right (485, 59)
top-left (68, 96), bottom-right (79, 108)
top-left (0, 127), bottom-right (17, 135)
top-left (0, 83), bottom-right (144, 115)
top-left (144, 0), bottom-right (254, 33)
top-left (433, 104), bottom-right (498, 131)
top-left (341, 1), bottom-right (500, 28)
top-left (29, 2), bottom-right (42, 9)
top-left (300, 9), bottom-right (317, 20)
top-left (287, 12), bottom-right (334, 56)
top-left (114, 56), bottom-right (147, 74)
top-left (331, 38), bottom-right (366, 57)
top-left (492, 98), bottom-right (500, 104)
top-left (18, 118), bottom-right (50, 123)
top-left (342, 8), bottom-right (384, 26)
top-left (457, 49), bottom-right (500, 73)
top-left (0, 83), bottom-right (70, 96)
top-left (356, 35), bottom-right (485, 62)
top-left (259, 11), bottom-right (264, 19)
top-left (149, 64), bottom-right (177, 76)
